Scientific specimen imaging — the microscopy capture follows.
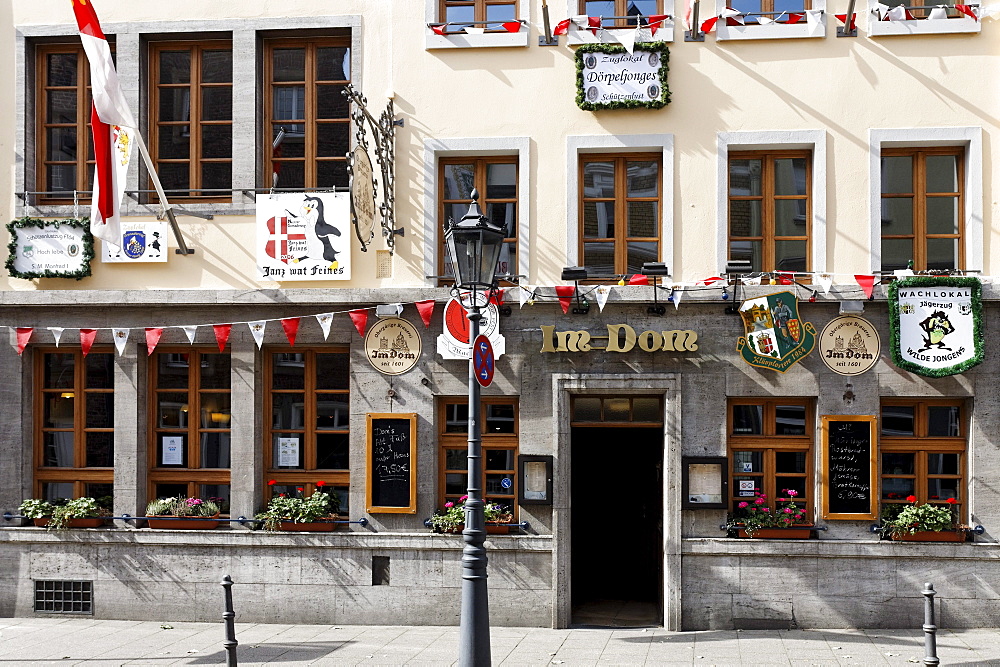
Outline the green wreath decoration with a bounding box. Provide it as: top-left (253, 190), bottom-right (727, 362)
top-left (6, 217), bottom-right (94, 281)
top-left (887, 276), bottom-right (983, 378)
top-left (575, 42), bottom-right (670, 111)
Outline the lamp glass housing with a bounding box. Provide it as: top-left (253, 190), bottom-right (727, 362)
top-left (445, 198), bottom-right (507, 291)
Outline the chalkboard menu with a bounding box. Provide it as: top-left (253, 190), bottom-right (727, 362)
top-left (821, 415), bottom-right (877, 520)
top-left (366, 413), bottom-right (417, 513)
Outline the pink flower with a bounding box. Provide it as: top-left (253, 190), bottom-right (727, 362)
top-left (444, 502), bottom-right (454, 508)
top-left (786, 489), bottom-right (798, 497)
top-left (754, 498), bottom-right (766, 504)
top-left (459, 495), bottom-right (468, 502)
top-left (185, 498), bottom-right (203, 507)
top-left (783, 508), bottom-right (794, 514)
top-left (738, 502), bottom-right (749, 508)
top-left (762, 508), bottom-right (770, 513)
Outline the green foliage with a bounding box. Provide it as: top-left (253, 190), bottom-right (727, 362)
top-left (256, 489), bottom-right (339, 531)
top-left (428, 497), bottom-right (512, 533)
top-left (48, 497), bottom-right (107, 530)
top-left (575, 42), bottom-right (670, 111)
top-left (726, 490), bottom-right (810, 537)
top-left (881, 499), bottom-right (958, 538)
top-left (145, 497), bottom-right (221, 518)
top-left (18, 498), bottom-right (55, 519)
top-left (5, 217), bottom-right (95, 280)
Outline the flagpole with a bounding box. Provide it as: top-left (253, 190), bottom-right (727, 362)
top-left (133, 132), bottom-right (194, 255)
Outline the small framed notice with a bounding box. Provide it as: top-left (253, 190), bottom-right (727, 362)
top-left (161, 436), bottom-right (184, 466)
top-left (278, 437), bottom-right (300, 467)
top-left (366, 413), bottom-right (417, 513)
top-left (682, 457), bottom-right (728, 509)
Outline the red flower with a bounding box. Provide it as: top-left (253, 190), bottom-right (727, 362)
top-left (316, 481), bottom-right (326, 487)
top-left (279, 493), bottom-right (286, 497)
top-left (268, 479), bottom-right (277, 486)
top-left (947, 497), bottom-right (958, 504)
top-left (296, 487), bottom-right (304, 492)
top-left (906, 495), bottom-right (917, 503)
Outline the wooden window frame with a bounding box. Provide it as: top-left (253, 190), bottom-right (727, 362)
top-left (880, 398), bottom-right (966, 515)
top-left (440, 0), bottom-right (520, 32)
top-left (35, 43), bottom-right (97, 203)
top-left (727, 398), bottom-right (814, 517)
top-left (578, 152), bottom-right (662, 280)
top-left (438, 397), bottom-right (519, 515)
top-left (578, 1), bottom-right (665, 27)
top-left (880, 147), bottom-right (965, 272)
top-left (264, 348), bottom-right (350, 501)
top-left (438, 155), bottom-right (519, 286)
top-left (34, 348), bottom-right (115, 499)
top-left (569, 395), bottom-right (664, 427)
top-left (728, 150), bottom-right (812, 274)
top-left (149, 40), bottom-right (233, 202)
top-left (729, 0), bottom-right (813, 21)
top-left (263, 37), bottom-right (351, 191)
top-left (148, 349), bottom-right (231, 502)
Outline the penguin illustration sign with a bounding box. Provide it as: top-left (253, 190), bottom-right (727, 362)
top-left (256, 193), bottom-right (351, 281)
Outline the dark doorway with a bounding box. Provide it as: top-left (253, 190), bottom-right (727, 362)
top-left (570, 425), bottom-right (663, 627)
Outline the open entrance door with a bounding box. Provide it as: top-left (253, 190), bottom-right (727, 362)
top-left (570, 423), bottom-right (663, 627)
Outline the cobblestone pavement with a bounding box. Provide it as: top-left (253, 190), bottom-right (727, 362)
top-left (2, 617), bottom-right (999, 665)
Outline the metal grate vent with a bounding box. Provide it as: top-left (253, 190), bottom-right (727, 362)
top-left (376, 250), bottom-right (392, 279)
top-left (34, 580), bottom-right (93, 614)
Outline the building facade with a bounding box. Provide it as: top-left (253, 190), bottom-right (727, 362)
top-left (0, 0), bottom-right (997, 630)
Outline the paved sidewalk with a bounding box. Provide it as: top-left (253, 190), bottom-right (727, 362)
top-left (1, 617), bottom-right (999, 666)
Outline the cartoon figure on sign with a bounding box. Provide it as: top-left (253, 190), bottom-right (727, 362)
top-left (917, 310), bottom-right (954, 352)
top-left (290, 196), bottom-right (342, 270)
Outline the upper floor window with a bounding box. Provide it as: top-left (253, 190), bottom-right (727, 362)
top-left (441, 0), bottom-right (518, 32)
top-left (728, 0), bottom-right (812, 22)
top-left (579, 153), bottom-right (661, 278)
top-left (36, 43), bottom-right (99, 202)
top-left (264, 37), bottom-right (351, 191)
top-left (880, 148), bottom-right (964, 272)
top-left (439, 156), bottom-right (518, 284)
top-left (581, 1), bottom-right (662, 26)
top-left (728, 151), bottom-right (811, 274)
top-left (150, 41), bottom-right (233, 201)
top-left (439, 397), bottom-right (518, 512)
top-left (34, 350), bottom-right (115, 503)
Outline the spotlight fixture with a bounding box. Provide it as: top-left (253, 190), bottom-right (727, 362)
top-left (641, 262), bottom-right (671, 316)
top-left (560, 266), bottom-right (590, 315)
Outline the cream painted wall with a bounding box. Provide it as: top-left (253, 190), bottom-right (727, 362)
top-left (3, 1), bottom-right (997, 291)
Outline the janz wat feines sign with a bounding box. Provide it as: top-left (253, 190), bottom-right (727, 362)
top-left (888, 276), bottom-right (983, 377)
top-left (576, 42), bottom-right (670, 111)
top-left (256, 192), bottom-right (350, 281)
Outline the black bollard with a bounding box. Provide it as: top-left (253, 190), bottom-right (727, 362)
top-left (922, 582), bottom-right (939, 666)
top-left (222, 574), bottom-right (238, 667)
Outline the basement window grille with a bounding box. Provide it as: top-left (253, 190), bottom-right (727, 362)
top-left (34, 580), bottom-right (93, 614)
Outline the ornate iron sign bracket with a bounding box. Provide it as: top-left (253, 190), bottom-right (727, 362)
top-left (343, 84), bottom-right (403, 254)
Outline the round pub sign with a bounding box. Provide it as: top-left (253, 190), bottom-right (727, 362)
top-left (365, 317), bottom-right (422, 375)
top-left (818, 315), bottom-right (880, 376)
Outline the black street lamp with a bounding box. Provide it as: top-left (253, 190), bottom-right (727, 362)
top-left (443, 188), bottom-right (507, 666)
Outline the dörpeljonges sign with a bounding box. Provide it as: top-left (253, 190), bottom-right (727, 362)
top-left (576, 43), bottom-right (670, 111)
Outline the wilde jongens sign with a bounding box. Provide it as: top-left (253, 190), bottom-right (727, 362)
top-left (539, 323), bottom-right (698, 353)
top-left (576, 43), bottom-right (670, 111)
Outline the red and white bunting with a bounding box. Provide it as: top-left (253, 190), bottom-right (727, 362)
top-left (855, 275), bottom-right (876, 299)
top-left (145, 328), bottom-right (163, 356)
top-left (49, 327), bottom-right (64, 347)
top-left (248, 321), bottom-right (267, 349)
top-left (15, 328), bottom-right (32, 356)
top-left (628, 274), bottom-right (650, 286)
top-left (835, 13), bottom-right (857, 30)
top-left (182, 325), bottom-right (198, 344)
top-left (112, 328), bottom-right (129, 355)
top-left (349, 310), bottom-right (368, 337)
top-left (281, 318), bottom-right (300, 346)
top-left (315, 313), bottom-right (333, 340)
top-left (503, 21), bottom-right (522, 32)
top-left (415, 299), bottom-right (436, 328)
top-left (595, 285), bottom-right (613, 312)
top-left (80, 329), bottom-right (97, 357)
top-left (213, 324), bottom-right (232, 352)
top-left (554, 18), bottom-right (571, 34)
top-left (554, 285), bottom-right (576, 314)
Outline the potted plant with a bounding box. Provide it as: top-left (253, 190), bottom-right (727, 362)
top-left (428, 496), bottom-right (515, 534)
top-left (145, 496), bottom-right (221, 529)
top-left (485, 501), bottom-right (515, 534)
top-left (256, 482), bottom-right (340, 531)
top-left (880, 496), bottom-right (966, 542)
top-left (727, 490), bottom-right (813, 539)
top-left (25, 497), bottom-right (109, 530)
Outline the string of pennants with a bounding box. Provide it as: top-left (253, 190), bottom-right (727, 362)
top-left (429, 19), bottom-right (526, 35)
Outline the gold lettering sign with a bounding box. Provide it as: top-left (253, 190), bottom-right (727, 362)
top-left (539, 324), bottom-right (698, 353)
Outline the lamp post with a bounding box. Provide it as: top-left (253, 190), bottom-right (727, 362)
top-left (443, 188), bottom-right (507, 667)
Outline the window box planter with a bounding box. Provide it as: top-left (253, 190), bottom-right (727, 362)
top-left (891, 530), bottom-right (966, 542)
top-left (486, 522), bottom-right (513, 535)
top-left (737, 526), bottom-right (814, 539)
top-left (33, 517), bottom-right (106, 528)
top-left (277, 519), bottom-right (340, 532)
top-left (146, 514), bottom-right (221, 530)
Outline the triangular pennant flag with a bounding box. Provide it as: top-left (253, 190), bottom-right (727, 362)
top-left (465, 26), bottom-right (486, 34)
top-left (873, 2), bottom-right (891, 19)
top-left (805, 9), bottom-right (824, 35)
top-left (281, 317), bottom-right (300, 346)
top-left (649, 14), bottom-right (668, 35)
top-left (672, 288), bottom-right (683, 309)
top-left (15, 327), bottom-right (33, 356)
top-left (431, 24), bottom-right (446, 35)
top-left (182, 325), bottom-right (198, 344)
top-left (315, 313), bottom-right (333, 340)
top-left (519, 286), bottom-right (534, 308)
top-left (927, 5), bottom-right (949, 19)
top-left (49, 327), bottom-right (64, 347)
top-left (697, 276), bottom-right (724, 286)
top-left (616, 25), bottom-right (638, 53)
top-left (787, 12), bottom-right (804, 23)
top-left (595, 285), bottom-right (612, 312)
top-left (745, 276), bottom-right (762, 286)
top-left (213, 323), bottom-right (232, 352)
top-left (145, 328), bottom-right (163, 356)
top-left (855, 274), bottom-right (876, 299)
top-left (701, 16), bottom-right (720, 32)
top-left (721, 7), bottom-right (746, 24)
top-left (588, 15), bottom-right (601, 34)
top-left (80, 329), bottom-right (97, 357)
top-left (886, 5), bottom-right (913, 20)
top-left (758, 15), bottom-right (776, 23)
top-left (503, 21), bottom-right (522, 32)
top-left (554, 18), bottom-right (571, 35)
top-left (110, 328), bottom-right (128, 355)
top-left (835, 13), bottom-right (857, 30)
top-left (816, 273), bottom-right (833, 294)
top-left (248, 321), bottom-right (267, 349)
top-left (775, 271), bottom-right (795, 285)
top-left (554, 285), bottom-right (576, 315)
top-left (415, 299), bottom-right (436, 327)
top-left (628, 274), bottom-right (650, 286)
top-left (349, 309), bottom-right (368, 337)
top-left (955, 4), bottom-right (979, 19)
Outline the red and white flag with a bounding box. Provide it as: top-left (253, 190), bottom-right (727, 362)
top-left (72, 0), bottom-right (135, 250)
